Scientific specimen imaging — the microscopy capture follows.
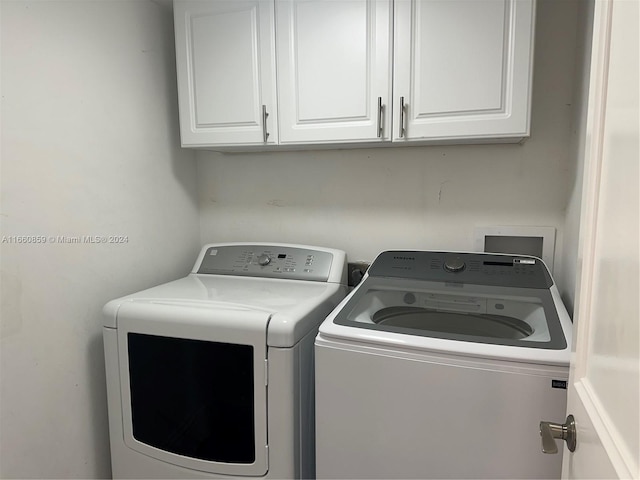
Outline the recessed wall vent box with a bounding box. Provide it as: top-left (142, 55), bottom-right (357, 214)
top-left (474, 226), bottom-right (556, 271)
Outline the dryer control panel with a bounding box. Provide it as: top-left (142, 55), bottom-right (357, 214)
top-left (368, 251), bottom-right (553, 289)
top-left (196, 244), bottom-right (334, 282)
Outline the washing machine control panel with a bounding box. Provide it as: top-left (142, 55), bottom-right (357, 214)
top-left (368, 251), bottom-right (553, 289)
top-left (197, 245), bottom-right (334, 282)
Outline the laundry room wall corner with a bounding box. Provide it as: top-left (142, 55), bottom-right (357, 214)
top-left (556, 0), bottom-right (596, 317)
top-left (0, 1), bottom-right (200, 478)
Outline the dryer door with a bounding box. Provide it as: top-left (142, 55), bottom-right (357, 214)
top-left (116, 300), bottom-right (271, 476)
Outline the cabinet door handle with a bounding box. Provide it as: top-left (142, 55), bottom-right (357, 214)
top-left (399, 97), bottom-right (406, 138)
top-left (262, 105), bottom-right (270, 143)
top-left (377, 97), bottom-right (384, 138)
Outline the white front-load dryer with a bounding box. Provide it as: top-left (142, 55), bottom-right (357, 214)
top-left (315, 250), bottom-right (572, 479)
top-left (103, 243), bottom-right (347, 479)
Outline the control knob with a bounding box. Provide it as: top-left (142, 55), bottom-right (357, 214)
top-left (444, 257), bottom-right (465, 273)
top-left (257, 254), bottom-right (271, 266)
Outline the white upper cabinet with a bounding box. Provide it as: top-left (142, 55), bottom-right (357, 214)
top-left (174, 1), bottom-right (278, 146)
top-left (173, 0), bottom-right (535, 149)
top-left (393, 0), bottom-right (535, 142)
top-left (275, 0), bottom-right (392, 144)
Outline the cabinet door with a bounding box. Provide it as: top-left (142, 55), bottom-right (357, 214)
top-left (393, 0), bottom-right (535, 142)
top-left (174, 1), bottom-right (278, 146)
top-left (276, 0), bottom-right (392, 144)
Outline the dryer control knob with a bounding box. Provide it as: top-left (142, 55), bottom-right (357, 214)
top-left (257, 254), bottom-right (271, 266)
top-left (444, 257), bottom-right (465, 273)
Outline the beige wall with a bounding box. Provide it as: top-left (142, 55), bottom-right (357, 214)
top-left (556, 0), bottom-right (595, 315)
top-left (0, 1), bottom-right (200, 477)
top-left (197, 0), bottom-right (583, 301)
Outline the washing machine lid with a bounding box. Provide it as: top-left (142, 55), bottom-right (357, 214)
top-left (329, 251), bottom-right (568, 351)
top-left (333, 278), bottom-right (565, 349)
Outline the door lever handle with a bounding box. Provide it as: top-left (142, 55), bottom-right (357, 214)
top-left (539, 414), bottom-right (576, 454)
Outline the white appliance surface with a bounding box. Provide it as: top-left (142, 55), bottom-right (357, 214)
top-left (104, 243), bottom-right (347, 479)
top-left (315, 250), bottom-right (572, 479)
top-left (104, 273), bottom-right (344, 347)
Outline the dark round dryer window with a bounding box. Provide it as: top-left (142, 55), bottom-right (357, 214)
top-left (371, 307), bottom-right (534, 340)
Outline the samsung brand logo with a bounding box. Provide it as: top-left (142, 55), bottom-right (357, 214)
top-left (393, 256), bottom-right (415, 261)
top-left (552, 380), bottom-right (567, 389)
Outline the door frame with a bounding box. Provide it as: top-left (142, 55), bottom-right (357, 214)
top-left (563, 0), bottom-right (638, 477)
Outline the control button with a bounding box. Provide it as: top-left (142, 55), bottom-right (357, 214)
top-left (257, 254), bottom-right (271, 266)
top-left (444, 257), bottom-right (465, 273)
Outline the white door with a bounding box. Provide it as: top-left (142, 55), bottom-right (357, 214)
top-left (276, 0), bottom-right (392, 143)
top-left (559, 0), bottom-right (639, 478)
top-left (174, 0), bottom-right (278, 146)
top-left (393, 0), bottom-right (534, 142)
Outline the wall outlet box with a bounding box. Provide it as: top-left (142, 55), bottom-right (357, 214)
top-left (474, 226), bottom-right (556, 271)
top-left (347, 262), bottom-right (370, 287)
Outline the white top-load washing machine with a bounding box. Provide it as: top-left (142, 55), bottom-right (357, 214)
top-left (315, 250), bottom-right (572, 479)
top-left (103, 243), bottom-right (347, 479)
